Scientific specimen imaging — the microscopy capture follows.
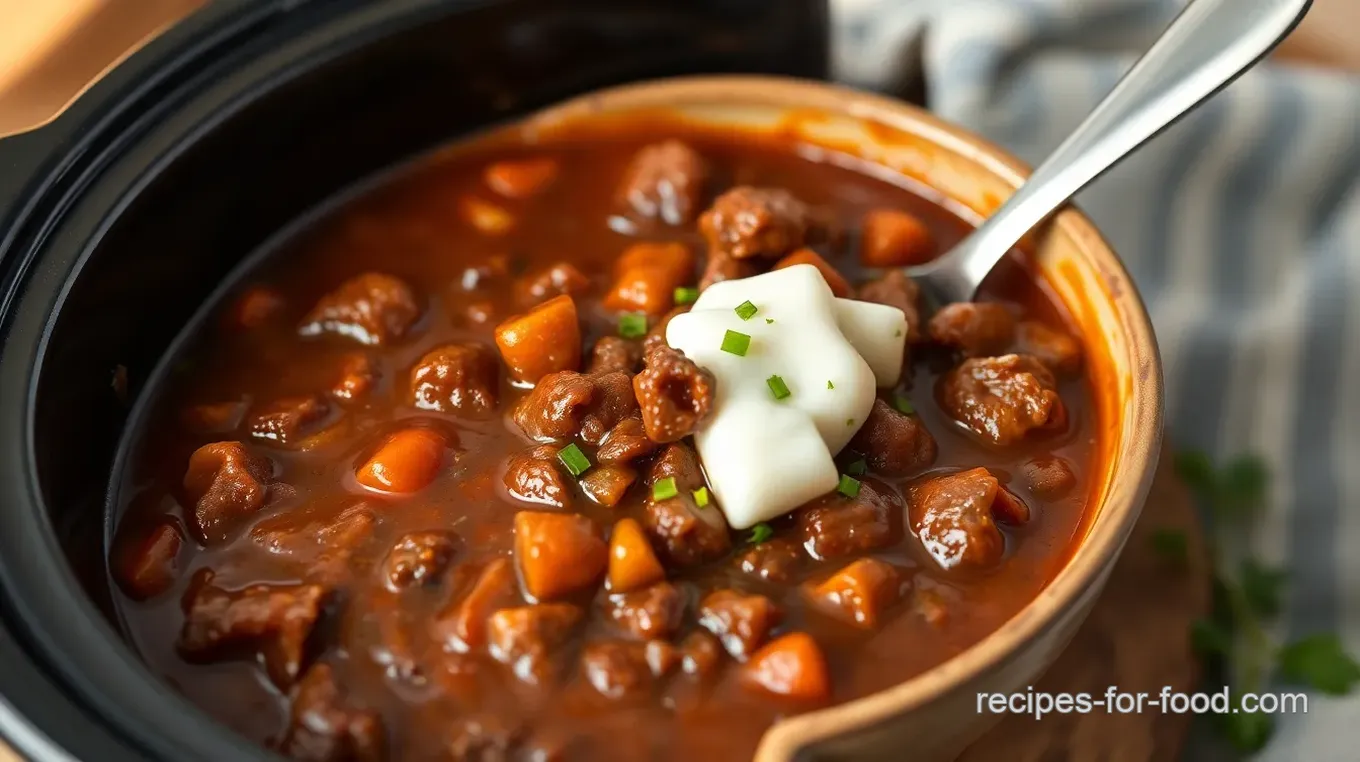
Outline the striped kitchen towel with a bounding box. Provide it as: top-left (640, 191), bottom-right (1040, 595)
top-left (832, 0), bottom-right (1360, 758)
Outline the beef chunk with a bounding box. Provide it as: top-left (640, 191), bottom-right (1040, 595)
top-left (581, 641), bottom-right (655, 700)
top-left (603, 581), bottom-right (686, 640)
top-left (249, 395), bottom-right (333, 446)
top-left (804, 558), bottom-right (900, 629)
top-left (486, 603), bottom-right (583, 684)
top-left (251, 500), bottom-right (379, 566)
top-left (648, 442), bottom-right (705, 493)
top-left (939, 354), bottom-right (1065, 446)
top-left (860, 209), bottom-right (935, 268)
top-left (180, 399), bottom-right (249, 434)
top-left (858, 270), bottom-right (924, 342)
top-left (280, 664), bottom-right (385, 762)
top-left (796, 477), bottom-right (902, 561)
top-left (616, 140), bottom-right (709, 225)
top-left (1023, 454), bottom-right (1078, 500)
top-left (503, 445), bottom-right (572, 509)
top-left (514, 511), bottom-right (607, 601)
top-left (595, 417), bottom-right (659, 465)
top-left (632, 344), bottom-right (714, 443)
top-left (928, 302), bottom-right (1016, 357)
top-left (644, 306), bottom-right (690, 351)
top-left (485, 157), bottom-right (559, 199)
top-left (433, 558), bottom-right (518, 653)
top-left (699, 250), bottom-right (758, 291)
top-left (699, 187), bottom-right (810, 259)
top-left (230, 286), bottom-right (286, 330)
top-left (410, 343), bottom-right (499, 414)
top-left (697, 590), bottom-right (781, 661)
top-left (849, 398), bottom-right (938, 476)
top-left (515, 262), bottom-right (589, 306)
top-left (112, 519), bottom-right (184, 600)
top-left (908, 467), bottom-right (1029, 570)
top-left (734, 538), bottom-right (805, 584)
top-left (445, 715), bottom-right (529, 762)
top-left (383, 531), bottom-right (460, 590)
top-left (299, 273), bottom-right (420, 346)
top-left (178, 572), bottom-right (331, 686)
top-left (183, 441), bottom-right (273, 545)
top-left (331, 353), bottom-right (379, 404)
top-left (645, 639), bottom-right (680, 677)
top-left (643, 447), bottom-right (730, 567)
top-left (588, 336), bottom-right (644, 375)
top-left (579, 464), bottom-right (637, 508)
top-left (512, 371), bottom-right (638, 445)
top-left (1015, 321), bottom-right (1082, 376)
top-left (678, 631), bottom-right (723, 678)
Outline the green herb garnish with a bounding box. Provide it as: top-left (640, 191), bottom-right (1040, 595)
top-left (1278, 633), bottom-right (1360, 695)
top-left (748, 523), bottom-right (774, 544)
top-left (692, 487), bottom-right (710, 508)
top-left (827, 380), bottom-right (834, 389)
top-left (618, 313), bottom-right (647, 339)
top-left (845, 417), bottom-right (855, 427)
top-left (734, 300), bottom-right (758, 321)
top-left (557, 443), bottom-right (591, 477)
top-left (837, 474), bottom-right (861, 499)
top-left (652, 476), bottom-right (679, 501)
top-left (893, 395), bottom-right (915, 415)
top-left (766, 375), bottom-right (791, 400)
top-left (720, 330), bottom-right (751, 356)
top-left (673, 286), bottom-right (699, 306)
top-left (846, 459), bottom-right (867, 477)
top-left (765, 317), bottom-right (775, 324)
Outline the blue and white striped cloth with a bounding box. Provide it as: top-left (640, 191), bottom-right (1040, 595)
top-left (832, 0), bottom-right (1360, 758)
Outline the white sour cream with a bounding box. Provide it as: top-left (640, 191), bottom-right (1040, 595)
top-left (665, 264), bottom-right (908, 529)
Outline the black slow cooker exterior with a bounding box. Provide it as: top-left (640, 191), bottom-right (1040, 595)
top-left (0, 1), bottom-right (828, 759)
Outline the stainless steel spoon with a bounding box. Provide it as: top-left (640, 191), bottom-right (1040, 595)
top-left (907, 0), bottom-right (1313, 304)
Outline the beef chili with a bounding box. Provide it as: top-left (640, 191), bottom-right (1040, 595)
top-left (108, 116), bottom-right (1098, 762)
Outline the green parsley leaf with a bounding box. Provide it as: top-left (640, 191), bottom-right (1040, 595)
top-left (827, 380), bottom-right (834, 389)
top-left (673, 286), bottom-right (699, 306)
top-left (652, 476), bottom-right (679, 502)
top-left (766, 374), bottom-right (791, 400)
top-left (1240, 559), bottom-right (1287, 618)
top-left (618, 313), bottom-right (647, 339)
top-left (846, 459), bottom-right (868, 477)
top-left (720, 330), bottom-right (751, 356)
top-left (1278, 633), bottom-right (1360, 695)
top-left (748, 523), bottom-right (774, 544)
top-left (1149, 528), bottom-right (1188, 564)
top-left (557, 443), bottom-right (592, 478)
top-left (734, 300), bottom-right (758, 321)
top-left (765, 317), bottom-right (775, 324)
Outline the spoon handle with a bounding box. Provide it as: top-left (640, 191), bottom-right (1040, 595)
top-left (940, 0), bottom-right (1312, 294)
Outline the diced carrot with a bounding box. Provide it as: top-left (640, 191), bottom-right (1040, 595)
top-left (860, 209), bottom-right (935, 267)
top-left (741, 632), bottom-right (832, 702)
top-left (607, 518), bottom-right (665, 593)
top-left (494, 294), bottom-right (582, 384)
top-left (514, 511), bottom-right (607, 601)
top-left (484, 158), bottom-right (559, 199)
top-left (437, 558), bottom-right (517, 652)
top-left (603, 242), bottom-right (696, 315)
top-left (773, 248), bottom-right (852, 298)
top-left (804, 557), bottom-right (899, 629)
top-left (113, 520), bottom-right (184, 600)
top-left (355, 427), bottom-right (446, 493)
top-left (460, 195), bottom-right (516, 235)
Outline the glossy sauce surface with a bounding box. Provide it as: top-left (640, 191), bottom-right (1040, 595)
top-left (110, 120), bottom-right (1098, 762)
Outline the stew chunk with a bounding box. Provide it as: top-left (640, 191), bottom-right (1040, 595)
top-left (112, 520), bottom-right (184, 600)
top-left (642, 445), bottom-right (731, 566)
top-left (486, 604), bottom-right (584, 684)
top-left (699, 186), bottom-right (811, 260)
top-left (741, 632), bottom-right (831, 702)
top-left (858, 270), bottom-right (924, 342)
top-left (616, 140), bottom-right (709, 225)
top-left (183, 441), bottom-right (273, 545)
top-left (604, 581), bottom-right (686, 640)
top-left (513, 370), bottom-right (638, 445)
top-left (940, 354), bottom-right (1064, 446)
top-left (698, 590), bottom-right (781, 660)
top-left (494, 294), bottom-right (582, 385)
top-left (299, 272), bottom-right (420, 346)
top-left (928, 302), bottom-right (1016, 357)
top-left (908, 467), bottom-right (1029, 570)
top-left (280, 664), bottom-right (385, 762)
top-left (633, 344), bottom-right (715, 443)
top-left (503, 445), bottom-right (572, 508)
top-left (409, 343), bottom-right (498, 414)
top-left (796, 477), bottom-right (902, 561)
top-left (805, 558), bottom-right (899, 629)
top-left (513, 511), bottom-right (607, 601)
top-left (848, 399), bottom-right (937, 476)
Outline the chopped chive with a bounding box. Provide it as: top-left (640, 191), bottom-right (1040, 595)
top-left (619, 313), bottom-right (647, 338)
top-left (837, 474), bottom-right (862, 498)
top-left (557, 443), bottom-right (591, 477)
top-left (765, 317), bottom-right (775, 324)
top-left (894, 328), bottom-right (903, 338)
top-left (846, 459), bottom-right (868, 476)
top-left (734, 300), bottom-right (758, 321)
top-left (845, 417), bottom-right (855, 427)
top-left (692, 486), bottom-right (710, 508)
top-left (673, 286), bottom-right (699, 306)
top-left (652, 476), bottom-right (679, 501)
top-left (894, 395), bottom-right (915, 415)
top-left (826, 380), bottom-right (834, 390)
top-left (720, 329), bottom-right (751, 356)
top-left (748, 523), bottom-right (774, 544)
top-left (766, 375), bottom-right (791, 400)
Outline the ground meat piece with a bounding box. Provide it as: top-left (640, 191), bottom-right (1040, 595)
top-left (928, 302), bottom-right (1016, 357)
top-left (795, 477), bottom-right (902, 561)
top-left (858, 270), bottom-right (924, 342)
top-left (678, 631), bottom-right (723, 678)
top-left (581, 641), bottom-right (655, 700)
top-left (180, 399), bottom-right (250, 434)
top-left (1015, 321), bottom-right (1082, 376)
top-left (249, 395), bottom-right (333, 446)
top-left (331, 353), bottom-right (379, 404)
top-left (178, 571), bottom-right (331, 687)
top-left (299, 273), bottom-right (420, 346)
top-left (595, 417), bottom-right (658, 465)
top-left (804, 558), bottom-right (900, 629)
top-left (699, 186), bottom-right (810, 259)
top-left (503, 445), bottom-right (572, 508)
top-left (512, 371), bottom-right (638, 445)
top-left (848, 398), bottom-right (938, 476)
top-left (409, 343), bottom-right (499, 415)
top-left (433, 558), bottom-right (518, 653)
top-left (698, 250), bottom-right (758, 291)
top-left (734, 538), bottom-right (805, 584)
top-left (383, 531), bottom-right (460, 591)
top-left (643, 306), bottom-right (690, 351)
top-left (183, 441), bottom-right (273, 545)
top-left (1023, 455), bottom-right (1078, 500)
top-left (251, 500), bottom-right (379, 565)
top-left (939, 354), bottom-right (1065, 446)
top-left (908, 467), bottom-right (1028, 570)
top-left (112, 520), bottom-right (184, 600)
top-left (279, 664), bottom-right (385, 762)
top-left (486, 603), bottom-right (583, 684)
top-left (580, 464), bottom-right (637, 508)
top-left (587, 336), bottom-right (643, 375)
top-left (604, 581), bottom-right (686, 640)
top-left (860, 209), bottom-right (935, 268)
top-left (632, 345), bottom-right (714, 443)
top-left (616, 140), bottom-right (709, 226)
top-left (642, 455), bottom-right (730, 566)
top-left (446, 715), bottom-right (530, 762)
top-left (697, 590), bottom-right (781, 661)
top-left (515, 262), bottom-right (590, 306)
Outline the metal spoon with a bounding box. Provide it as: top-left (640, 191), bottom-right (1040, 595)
top-left (907, 0), bottom-right (1313, 304)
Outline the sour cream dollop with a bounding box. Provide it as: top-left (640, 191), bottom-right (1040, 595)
top-left (665, 264), bottom-right (908, 529)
